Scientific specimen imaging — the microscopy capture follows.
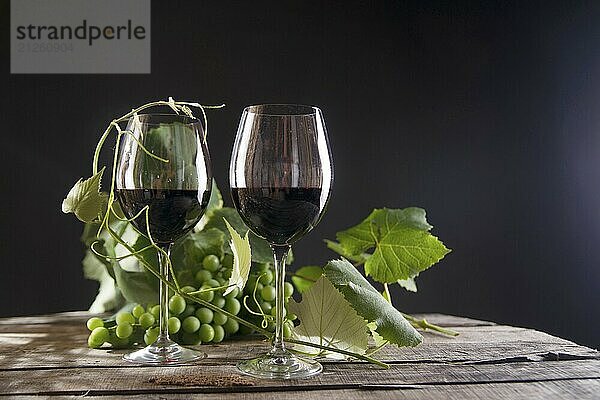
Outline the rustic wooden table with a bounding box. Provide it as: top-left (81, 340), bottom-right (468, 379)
top-left (0, 312), bottom-right (598, 399)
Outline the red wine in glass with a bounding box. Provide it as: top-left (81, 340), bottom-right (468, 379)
top-left (230, 104), bottom-right (333, 379)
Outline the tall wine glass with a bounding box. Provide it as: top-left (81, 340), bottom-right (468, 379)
top-left (230, 104), bottom-right (333, 379)
top-left (116, 114), bottom-right (212, 364)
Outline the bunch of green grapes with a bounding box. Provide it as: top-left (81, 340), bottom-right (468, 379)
top-left (238, 262), bottom-right (296, 338)
top-left (86, 254), bottom-right (244, 348)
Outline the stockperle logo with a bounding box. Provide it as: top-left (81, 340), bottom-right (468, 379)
top-left (11, 0), bottom-right (150, 74)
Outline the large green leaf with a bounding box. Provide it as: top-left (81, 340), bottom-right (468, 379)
top-left (397, 277), bottom-right (418, 292)
top-left (288, 275), bottom-right (369, 355)
top-left (196, 179), bottom-right (224, 231)
top-left (223, 220), bottom-right (252, 296)
top-left (335, 208), bottom-right (450, 283)
top-left (182, 228), bottom-right (226, 269)
top-left (203, 207), bottom-right (274, 263)
top-left (82, 250), bottom-right (124, 313)
top-left (103, 221), bottom-right (159, 305)
top-left (61, 167), bottom-right (107, 223)
top-left (324, 258), bottom-right (422, 347)
top-left (204, 179), bottom-right (223, 218)
top-left (291, 265), bottom-right (324, 294)
top-left (324, 239), bottom-right (369, 264)
top-left (112, 261), bottom-right (158, 305)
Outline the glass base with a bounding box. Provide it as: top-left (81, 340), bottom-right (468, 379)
top-left (237, 349), bottom-right (322, 379)
top-left (123, 338), bottom-right (206, 365)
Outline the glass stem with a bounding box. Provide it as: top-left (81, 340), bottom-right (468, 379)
top-left (271, 244), bottom-right (290, 354)
top-left (158, 243), bottom-right (172, 344)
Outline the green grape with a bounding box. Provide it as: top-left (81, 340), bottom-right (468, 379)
top-left (225, 287), bottom-right (240, 299)
top-left (138, 312), bottom-right (155, 329)
top-left (212, 312), bottom-right (227, 326)
top-left (168, 317), bottom-right (181, 334)
top-left (212, 325), bottom-right (225, 343)
top-left (261, 286), bottom-right (276, 302)
top-left (87, 335), bottom-right (102, 349)
top-left (256, 282), bottom-right (264, 292)
top-left (222, 253), bottom-right (234, 268)
top-left (198, 286), bottom-right (214, 302)
top-left (180, 285), bottom-right (197, 294)
top-left (203, 254), bottom-right (221, 272)
top-left (206, 278), bottom-right (220, 288)
top-left (284, 282), bottom-right (294, 298)
top-left (257, 263), bottom-right (270, 272)
top-left (176, 269), bottom-right (196, 287)
top-left (224, 297), bottom-right (241, 315)
top-left (86, 317), bottom-right (104, 331)
top-left (116, 312), bottom-right (135, 326)
top-left (287, 312), bottom-right (297, 321)
top-left (216, 277), bottom-right (227, 286)
top-left (180, 304), bottom-right (195, 318)
top-left (260, 301), bottom-right (273, 313)
top-left (199, 324), bottom-right (215, 342)
top-left (168, 295), bottom-right (186, 315)
top-left (223, 318), bottom-right (239, 335)
top-left (212, 295), bottom-right (225, 309)
top-left (236, 287), bottom-right (244, 299)
top-left (144, 327), bottom-right (159, 345)
top-left (195, 307), bottom-right (213, 324)
top-left (150, 305), bottom-right (161, 320)
top-left (116, 323), bottom-right (133, 339)
top-left (89, 327), bottom-right (109, 348)
top-left (283, 322), bottom-right (293, 338)
top-left (259, 270), bottom-right (274, 285)
top-left (132, 304), bottom-right (145, 319)
top-left (195, 269), bottom-right (212, 284)
top-left (182, 316), bottom-right (201, 333)
top-left (269, 306), bottom-right (287, 317)
top-left (221, 269), bottom-right (232, 279)
top-left (181, 331), bottom-right (201, 345)
top-left (109, 332), bottom-right (130, 349)
top-left (266, 321), bottom-right (275, 331)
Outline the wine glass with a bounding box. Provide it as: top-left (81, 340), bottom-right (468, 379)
top-left (230, 104), bottom-right (333, 379)
top-left (116, 113), bottom-right (212, 364)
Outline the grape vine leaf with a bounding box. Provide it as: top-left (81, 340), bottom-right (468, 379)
top-left (324, 258), bottom-right (422, 347)
top-left (324, 239), bottom-right (369, 264)
top-left (196, 179), bottom-right (223, 231)
top-left (82, 250), bottom-right (123, 313)
top-left (105, 221), bottom-right (159, 305)
top-left (334, 208), bottom-right (450, 283)
top-left (203, 208), bottom-right (275, 264)
top-left (205, 179), bottom-right (223, 216)
top-left (61, 167), bottom-right (107, 223)
top-left (366, 322), bottom-right (387, 348)
top-left (291, 265), bottom-right (324, 294)
top-left (223, 219), bottom-right (252, 296)
top-left (182, 228), bottom-right (226, 269)
top-left (398, 277), bottom-right (418, 292)
top-left (288, 275), bottom-right (369, 355)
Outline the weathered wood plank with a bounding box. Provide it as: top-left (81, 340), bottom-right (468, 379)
top-left (0, 312), bottom-right (493, 328)
top-left (7, 380), bottom-right (598, 400)
top-left (1, 313), bottom-right (597, 399)
top-left (0, 320), bottom-right (597, 371)
top-left (1, 360), bottom-right (599, 395)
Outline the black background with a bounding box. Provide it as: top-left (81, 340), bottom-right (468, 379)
top-left (1, 1), bottom-right (598, 348)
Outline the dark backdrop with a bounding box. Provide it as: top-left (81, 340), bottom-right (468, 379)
top-left (1, 1), bottom-right (599, 348)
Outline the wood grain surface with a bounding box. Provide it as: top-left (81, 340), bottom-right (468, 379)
top-left (0, 312), bottom-right (597, 399)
